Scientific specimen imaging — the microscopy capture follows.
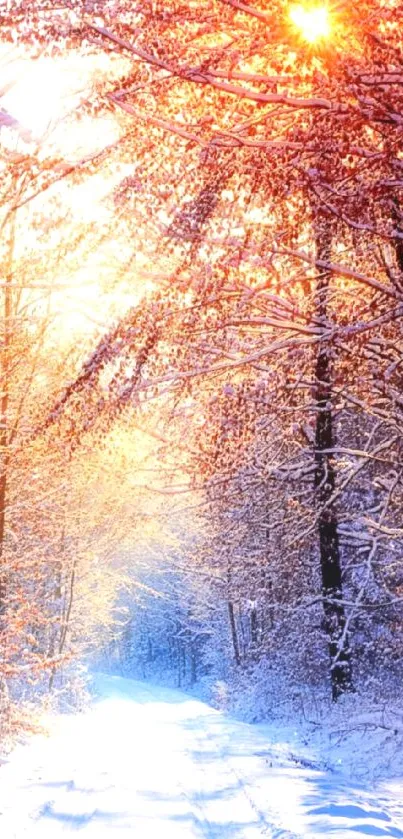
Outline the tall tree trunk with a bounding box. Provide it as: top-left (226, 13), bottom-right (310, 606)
top-left (48, 559), bottom-right (77, 691)
top-left (0, 213), bottom-right (15, 619)
top-left (190, 643), bottom-right (197, 686)
top-left (226, 563), bottom-right (241, 665)
top-left (228, 601), bottom-right (241, 666)
top-left (250, 602), bottom-right (258, 658)
top-left (314, 223), bottom-right (353, 700)
top-left (391, 197), bottom-right (403, 276)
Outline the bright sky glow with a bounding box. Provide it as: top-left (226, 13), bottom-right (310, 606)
top-left (0, 50), bottom-right (140, 345)
top-left (0, 51), bottom-right (128, 158)
top-left (289, 4), bottom-right (331, 42)
top-left (1, 61), bottom-right (81, 139)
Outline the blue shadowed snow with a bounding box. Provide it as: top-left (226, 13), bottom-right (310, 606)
top-left (0, 673), bottom-right (403, 838)
top-left (308, 804), bottom-right (391, 821)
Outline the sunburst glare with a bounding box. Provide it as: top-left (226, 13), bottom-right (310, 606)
top-left (289, 4), bottom-right (331, 42)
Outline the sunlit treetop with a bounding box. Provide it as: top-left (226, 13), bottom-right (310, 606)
top-left (289, 3), bottom-right (332, 43)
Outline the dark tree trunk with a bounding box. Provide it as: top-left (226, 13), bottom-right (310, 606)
top-left (250, 603), bottom-right (258, 658)
top-left (176, 639), bottom-right (182, 688)
top-left (190, 644), bottom-right (197, 686)
top-left (391, 198), bottom-right (403, 275)
top-left (228, 600), bottom-right (241, 666)
top-left (0, 457), bottom-right (8, 617)
top-left (0, 218), bottom-right (14, 620)
top-left (48, 560), bottom-right (76, 692)
top-left (314, 224), bottom-right (353, 700)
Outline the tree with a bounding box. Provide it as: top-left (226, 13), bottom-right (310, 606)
top-left (3, 0), bottom-right (403, 711)
top-left (84, 0), bottom-right (402, 700)
top-left (0, 37), bottom-right (156, 731)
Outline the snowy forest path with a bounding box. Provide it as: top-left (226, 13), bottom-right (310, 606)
top-left (1, 674), bottom-right (403, 838)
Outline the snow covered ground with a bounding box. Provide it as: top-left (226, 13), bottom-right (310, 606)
top-left (1, 674), bottom-right (403, 838)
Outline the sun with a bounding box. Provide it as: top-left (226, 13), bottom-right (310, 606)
top-left (289, 4), bottom-right (331, 43)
